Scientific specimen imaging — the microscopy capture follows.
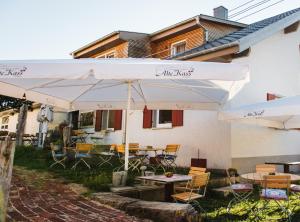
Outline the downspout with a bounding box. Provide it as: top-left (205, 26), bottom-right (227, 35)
top-left (195, 16), bottom-right (209, 43)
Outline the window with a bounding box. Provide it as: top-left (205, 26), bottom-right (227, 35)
top-left (171, 41), bottom-right (186, 56)
top-left (96, 51), bottom-right (115, 58)
top-left (101, 110), bottom-right (116, 130)
top-left (1, 116), bottom-right (9, 130)
top-left (79, 111), bottom-right (94, 128)
top-left (152, 110), bottom-right (172, 128)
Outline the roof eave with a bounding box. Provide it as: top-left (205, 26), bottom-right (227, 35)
top-left (70, 31), bottom-right (121, 57)
top-left (173, 41), bottom-right (240, 60)
top-left (239, 10), bottom-right (300, 52)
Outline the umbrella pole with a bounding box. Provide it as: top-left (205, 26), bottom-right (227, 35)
top-left (124, 81), bottom-right (132, 171)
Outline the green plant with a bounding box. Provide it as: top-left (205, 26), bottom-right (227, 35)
top-left (52, 139), bottom-right (63, 146)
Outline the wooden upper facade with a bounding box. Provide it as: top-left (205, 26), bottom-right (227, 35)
top-left (71, 15), bottom-right (246, 60)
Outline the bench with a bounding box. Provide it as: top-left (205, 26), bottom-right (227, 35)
top-left (265, 161), bottom-right (300, 173)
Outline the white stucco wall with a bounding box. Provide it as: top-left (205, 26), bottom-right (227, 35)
top-left (230, 27), bottom-right (300, 159)
top-left (92, 110), bottom-right (231, 169)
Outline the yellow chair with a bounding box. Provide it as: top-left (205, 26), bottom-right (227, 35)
top-left (172, 173), bottom-right (210, 212)
top-left (175, 167), bottom-right (207, 192)
top-left (115, 144), bottom-right (142, 172)
top-left (71, 143), bottom-right (93, 170)
top-left (156, 144), bottom-right (180, 171)
top-left (259, 175), bottom-right (291, 221)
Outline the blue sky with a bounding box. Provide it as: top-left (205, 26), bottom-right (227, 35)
top-left (0, 0), bottom-right (299, 60)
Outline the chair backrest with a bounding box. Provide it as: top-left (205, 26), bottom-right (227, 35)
top-left (263, 175), bottom-right (291, 190)
top-left (76, 143), bottom-right (93, 153)
top-left (129, 143), bottom-right (139, 149)
top-left (165, 144), bottom-right (180, 154)
top-left (116, 144), bottom-right (125, 154)
top-left (187, 172), bottom-right (210, 196)
top-left (188, 167), bottom-right (206, 176)
top-left (73, 129), bottom-right (85, 136)
top-left (256, 164), bottom-right (276, 173)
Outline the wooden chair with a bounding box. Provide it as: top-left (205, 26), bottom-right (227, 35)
top-left (115, 144), bottom-right (142, 172)
top-left (93, 145), bottom-right (114, 167)
top-left (175, 167), bottom-right (206, 192)
top-left (71, 143), bottom-right (93, 170)
top-left (256, 164), bottom-right (276, 173)
top-left (172, 173), bottom-right (210, 212)
top-left (156, 144), bottom-right (180, 171)
top-left (259, 175), bottom-right (291, 221)
top-left (50, 144), bottom-right (66, 169)
top-left (71, 129), bottom-right (87, 145)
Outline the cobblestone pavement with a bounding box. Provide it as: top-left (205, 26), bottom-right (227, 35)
top-left (6, 167), bottom-right (144, 222)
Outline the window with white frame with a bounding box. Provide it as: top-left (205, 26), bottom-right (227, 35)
top-left (1, 116), bottom-right (9, 130)
top-left (101, 110), bottom-right (116, 130)
top-left (96, 51), bottom-right (115, 58)
top-left (152, 110), bottom-right (172, 128)
top-left (171, 40), bottom-right (186, 56)
top-left (79, 111), bottom-right (94, 128)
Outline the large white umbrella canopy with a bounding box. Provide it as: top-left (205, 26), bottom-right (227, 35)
top-left (219, 95), bottom-right (300, 129)
top-left (0, 58), bottom-right (249, 170)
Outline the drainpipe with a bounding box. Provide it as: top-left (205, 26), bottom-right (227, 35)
top-left (195, 16), bottom-right (209, 43)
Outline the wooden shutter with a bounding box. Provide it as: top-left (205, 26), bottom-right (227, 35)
top-left (95, 110), bottom-right (102, 132)
top-left (143, 106), bottom-right (152, 128)
top-left (71, 110), bottom-right (79, 130)
top-left (267, 93), bottom-right (277, 101)
top-left (114, 110), bottom-right (123, 130)
top-left (172, 110), bottom-right (183, 127)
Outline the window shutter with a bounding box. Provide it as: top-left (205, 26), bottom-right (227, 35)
top-left (267, 93), bottom-right (277, 101)
top-left (143, 106), bottom-right (152, 128)
top-left (95, 110), bottom-right (102, 132)
top-left (172, 110), bottom-right (183, 127)
top-left (114, 110), bottom-right (123, 130)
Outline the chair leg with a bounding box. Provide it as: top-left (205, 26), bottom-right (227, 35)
top-left (50, 158), bottom-right (66, 169)
top-left (97, 155), bottom-right (113, 167)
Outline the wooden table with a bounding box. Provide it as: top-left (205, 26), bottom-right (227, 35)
top-left (138, 174), bottom-right (192, 201)
top-left (240, 172), bottom-right (300, 183)
top-left (265, 161), bottom-right (300, 173)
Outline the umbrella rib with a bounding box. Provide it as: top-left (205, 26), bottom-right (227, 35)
top-left (70, 79), bottom-right (104, 103)
top-left (131, 82), bottom-right (147, 104)
top-left (26, 79), bottom-right (66, 90)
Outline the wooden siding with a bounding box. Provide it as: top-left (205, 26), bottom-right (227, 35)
top-left (150, 28), bottom-right (205, 59)
top-left (92, 42), bottom-right (129, 58)
top-left (128, 38), bottom-right (151, 58)
top-left (200, 20), bottom-right (240, 41)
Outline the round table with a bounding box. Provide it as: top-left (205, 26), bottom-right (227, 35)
top-left (240, 172), bottom-right (300, 183)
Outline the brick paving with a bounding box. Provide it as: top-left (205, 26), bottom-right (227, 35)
top-left (6, 168), bottom-right (145, 222)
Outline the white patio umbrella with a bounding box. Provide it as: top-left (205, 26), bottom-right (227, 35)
top-left (219, 95), bottom-right (300, 129)
top-left (0, 58), bottom-right (249, 170)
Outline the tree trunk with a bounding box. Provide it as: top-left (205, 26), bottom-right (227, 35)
top-left (0, 136), bottom-right (15, 221)
top-left (15, 104), bottom-right (28, 146)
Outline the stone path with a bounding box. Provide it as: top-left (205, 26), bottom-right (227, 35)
top-left (6, 167), bottom-right (145, 222)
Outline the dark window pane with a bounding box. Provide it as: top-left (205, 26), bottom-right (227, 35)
top-left (159, 110), bottom-right (172, 124)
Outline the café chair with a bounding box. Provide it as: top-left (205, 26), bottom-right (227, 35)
top-left (256, 164), bottom-right (276, 173)
top-left (175, 167), bottom-right (206, 192)
top-left (50, 143), bottom-right (67, 169)
top-left (259, 175), bottom-right (291, 221)
top-left (71, 143), bottom-right (93, 170)
top-left (93, 145), bottom-right (115, 167)
top-left (115, 144), bottom-right (142, 172)
top-left (172, 173), bottom-right (210, 213)
top-left (226, 169), bottom-right (254, 213)
top-left (156, 144), bottom-right (180, 171)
